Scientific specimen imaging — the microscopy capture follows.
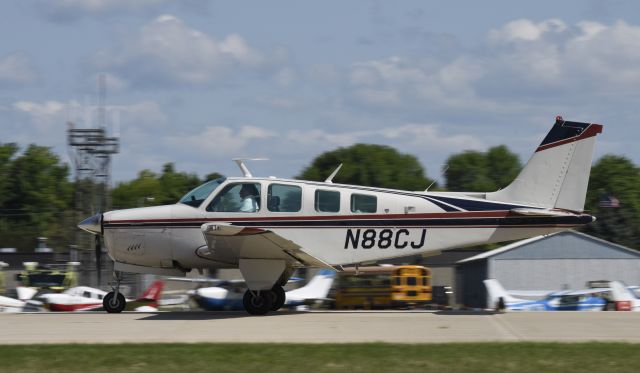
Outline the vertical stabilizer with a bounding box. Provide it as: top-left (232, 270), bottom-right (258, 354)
top-left (487, 117), bottom-right (603, 212)
top-left (285, 269), bottom-right (335, 303)
top-left (609, 281), bottom-right (640, 311)
top-left (483, 279), bottom-right (523, 308)
top-left (140, 280), bottom-right (164, 301)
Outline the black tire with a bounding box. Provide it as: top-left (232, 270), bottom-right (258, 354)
top-left (243, 290), bottom-right (273, 315)
top-left (271, 285), bottom-right (286, 311)
top-left (103, 292), bottom-right (126, 313)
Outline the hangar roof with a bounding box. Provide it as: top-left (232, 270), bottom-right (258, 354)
top-left (458, 230), bottom-right (640, 264)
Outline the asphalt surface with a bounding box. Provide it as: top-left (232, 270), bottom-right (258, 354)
top-left (1, 310), bottom-right (640, 344)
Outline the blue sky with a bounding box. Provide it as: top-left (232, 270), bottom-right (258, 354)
top-left (1, 0), bottom-right (639, 186)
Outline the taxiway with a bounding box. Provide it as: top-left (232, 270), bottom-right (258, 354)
top-left (1, 311), bottom-right (640, 344)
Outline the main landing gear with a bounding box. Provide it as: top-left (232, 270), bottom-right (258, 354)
top-left (238, 259), bottom-right (291, 315)
top-left (103, 271), bottom-right (127, 313)
top-left (242, 285), bottom-right (286, 315)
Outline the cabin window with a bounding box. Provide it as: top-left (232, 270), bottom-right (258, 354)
top-left (206, 183), bottom-right (261, 213)
top-left (315, 190), bottom-right (340, 213)
top-left (267, 184), bottom-right (302, 212)
top-left (351, 194), bottom-right (377, 213)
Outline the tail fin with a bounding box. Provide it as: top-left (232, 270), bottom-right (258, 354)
top-left (609, 281), bottom-right (639, 311)
top-left (487, 117), bottom-right (603, 212)
top-left (286, 269), bottom-right (335, 301)
top-left (139, 280), bottom-right (164, 302)
top-left (483, 279), bottom-right (523, 307)
top-left (16, 286), bottom-right (38, 301)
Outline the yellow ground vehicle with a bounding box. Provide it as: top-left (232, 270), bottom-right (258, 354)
top-left (15, 262), bottom-right (79, 292)
top-left (335, 265), bottom-right (431, 309)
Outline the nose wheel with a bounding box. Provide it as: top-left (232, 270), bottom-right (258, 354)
top-left (103, 292), bottom-right (126, 313)
top-left (104, 271), bottom-right (127, 313)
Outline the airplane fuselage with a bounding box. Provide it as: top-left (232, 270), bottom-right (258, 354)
top-left (100, 177), bottom-right (593, 275)
top-left (78, 118), bottom-right (604, 314)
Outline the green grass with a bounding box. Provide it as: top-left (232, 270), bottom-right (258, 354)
top-left (1, 343), bottom-right (639, 373)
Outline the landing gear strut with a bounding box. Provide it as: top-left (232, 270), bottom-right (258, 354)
top-left (243, 290), bottom-right (274, 315)
top-left (103, 271), bottom-right (127, 313)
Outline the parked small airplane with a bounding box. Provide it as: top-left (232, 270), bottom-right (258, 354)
top-left (0, 287), bottom-right (43, 312)
top-left (608, 281), bottom-right (640, 311)
top-left (484, 279), bottom-right (610, 311)
top-left (40, 280), bottom-right (164, 312)
top-left (192, 269), bottom-right (335, 311)
top-left (79, 117), bottom-right (603, 314)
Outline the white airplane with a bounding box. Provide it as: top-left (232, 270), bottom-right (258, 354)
top-left (191, 269), bottom-right (335, 311)
top-left (78, 117), bottom-right (603, 315)
top-left (40, 280), bottom-right (164, 312)
top-left (0, 287), bottom-right (43, 312)
top-left (484, 279), bottom-right (608, 311)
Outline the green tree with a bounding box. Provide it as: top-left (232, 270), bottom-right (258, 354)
top-left (0, 143), bottom-right (19, 207)
top-left (111, 163), bottom-right (218, 209)
top-left (0, 145), bottom-right (73, 251)
top-left (297, 144), bottom-right (434, 191)
top-left (445, 145), bottom-right (521, 192)
top-left (581, 155), bottom-right (640, 249)
top-left (157, 163), bottom-right (202, 205)
top-left (111, 169), bottom-right (162, 209)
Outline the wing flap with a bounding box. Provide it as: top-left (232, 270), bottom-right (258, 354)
top-left (200, 223), bottom-right (333, 269)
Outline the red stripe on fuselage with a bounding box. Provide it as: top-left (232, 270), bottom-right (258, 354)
top-left (105, 210), bottom-right (512, 224)
top-left (49, 302), bottom-right (102, 312)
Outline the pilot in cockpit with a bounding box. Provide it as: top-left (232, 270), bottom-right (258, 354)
top-left (239, 184), bottom-right (259, 212)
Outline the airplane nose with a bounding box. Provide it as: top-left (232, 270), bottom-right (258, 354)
top-left (78, 213), bottom-right (102, 235)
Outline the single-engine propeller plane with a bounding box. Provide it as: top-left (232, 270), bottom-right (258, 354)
top-left (79, 117), bottom-right (603, 315)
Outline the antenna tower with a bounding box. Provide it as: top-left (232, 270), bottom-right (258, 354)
top-left (67, 74), bottom-right (119, 287)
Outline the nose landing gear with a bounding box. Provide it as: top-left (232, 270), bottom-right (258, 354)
top-left (103, 271), bottom-right (127, 313)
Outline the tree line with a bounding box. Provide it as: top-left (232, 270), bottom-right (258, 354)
top-left (1, 142), bottom-right (639, 252)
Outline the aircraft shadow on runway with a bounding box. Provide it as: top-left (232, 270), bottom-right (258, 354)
top-left (137, 309), bottom-right (499, 320)
top-left (137, 310), bottom-right (309, 321)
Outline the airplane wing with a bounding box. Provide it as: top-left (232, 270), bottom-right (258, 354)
top-left (200, 223), bottom-right (334, 269)
top-left (506, 290), bottom-right (556, 298)
top-left (563, 288), bottom-right (611, 296)
top-left (162, 277), bottom-right (228, 285)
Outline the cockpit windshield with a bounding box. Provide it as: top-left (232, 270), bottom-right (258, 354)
top-left (179, 177), bottom-right (226, 208)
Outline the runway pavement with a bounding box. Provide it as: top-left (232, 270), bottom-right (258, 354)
top-left (1, 310), bottom-right (640, 344)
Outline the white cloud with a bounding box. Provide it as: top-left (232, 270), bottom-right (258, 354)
top-left (344, 18), bottom-right (640, 115)
top-left (165, 125), bottom-right (276, 156)
top-left (488, 19), bottom-right (567, 43)
top-left (13, 100), bottom-right (66, 126)
top-left (92, 15), bottom-right (268, 88)
top-left (378, 124), bottom-right (484, 151)
top-left (0, 53), bottom-right (39, 88)
top-left (273, 67), bottom-right (296, 87)
top-left (39, 0), bottom-right (174, 21)
top-left (12, 99), bottom-right (167, 139)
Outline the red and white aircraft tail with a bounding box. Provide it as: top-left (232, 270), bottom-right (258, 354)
top-left (488, 117), bottom-right (603, 212)
top-left (609, 281), bottom-right (640, 311)
top-left (140, 280), bottom-right (164, 302)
